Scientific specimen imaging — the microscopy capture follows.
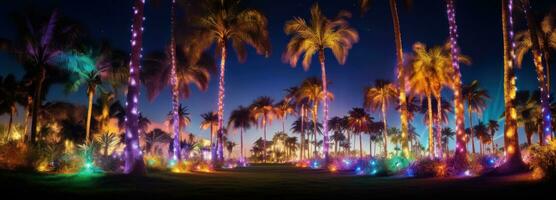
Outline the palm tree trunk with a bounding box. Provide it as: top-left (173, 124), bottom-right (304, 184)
top-left (240, 126), bottom-right (244, 161)
top-left (6, 108), bottom-right (14, 142)
top-left (501, 0), bottom-right (524, 170)
top-left (30, 68), bottom-right (46, 144)
top-left (124, 0), bottom-right (146, 175)
top-left (435, 94), bottom-right (443, 158)
top-left (263, 117), bottom-right (267, 163)
top-left (446, 0), bottom-right (468, 165)
top-left (85, 89), bottom-right (94, 144)
top-left (312, 104), bottom-right (318, 158)
top-left (427, 95), bottom-right (434, 158)
top-left (382, 99), bottom-right (388, 157)
top-left (300, 106), bottom-right (305, 160)
top-left (523, 0), bottom-right (553, 144)
top-left (22, 97), bottom-right (31, 143)
top-left (389, 0), bottom-right (409, 159)
top-left (169, 0), bottom-right (181, 161)
top-left (216, 42), bottom-right (227, 163)
top-left (468, 105), bottom-right (475, 154)
top-left (359, 133), bottom-right (363, 159)
top-left (319, 50), bottom-right (330, 161)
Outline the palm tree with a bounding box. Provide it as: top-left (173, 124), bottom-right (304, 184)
top-left (142, 44), bottom-right (214, 160)
top-left (297, 77), bottom-right (334, 158)
top-left (0, 11), bottom-right (82, 144)
top-left (274, 99), bottom-right (295, 133)
top-left (284, 4), bottom-right (359, 160)
top-left (329, 116), bottom-right (347, 155)
top-left (462, 80), bottom-right (489, 154)
top-left (364, 80), bottom-right (397, 157)
top-left (388, 127), bottom-right (403, 155)
top-left (250, 96), bottom-right (275, 163)
top-left (143, 128), bottom-right (172, 156)
top-left (95, 132), bottom-right (120, 157)
top-left (441, 127), bottom-right (455, 155)
top-left (408, 42), bottom-right (467, 158)
top-left (367, 121), bottom-right (384, 157)
top-left (487, 120), bottom-right (500, 154)
top-left (225, 141), bottom-right (236, 159)
top-left (0, 75), bottom-right (26, 142)
top-left (166, 104), bottom-right (190, 158)
top-left (285, 137), bottom-right (298, 160)
top-left (360, 0), bottom-right (413, 159)
top-left (347, 107), bottom-right (371, 159)
top-left (516, 0), bottom-right (553, 142)
top-left (500, 0), bottom-right (524, 171)
top-left (228, 106), bottom-right (255, 162)
top-left (187, 0), bottom-right (271, 162)
top-left (200, 112), bottom-right (218, 159)
top-left (474, 121), bottom-right (490, 155)
top-left (58, 45), bottom-right (120, 144)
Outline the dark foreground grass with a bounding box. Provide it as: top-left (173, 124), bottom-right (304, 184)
top-left (0, 164), bottom-right (551, 199)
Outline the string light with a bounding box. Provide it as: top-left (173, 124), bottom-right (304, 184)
top-left (124, 0), bottom-right (145, 174)
top-left (445, 0), bottom-right (467, 159)
top-left (169, 0), bottom-right (181, 161)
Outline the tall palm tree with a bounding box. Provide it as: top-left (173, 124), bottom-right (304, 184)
top-left (360, 0), bottom-right (413, 159)
top-left (297, 77), bottom-right (334, 158)
top-left (142, 44), bottom-right (214, 160)
top-left (228, 106), bottom-right (255, 162)
top-left (0, 11), bottom-right (82, 144)
top-left (408, 42), bottom-right (467, 158)
top-left (487, 120), bottom-right (500, 153)
top-left (122, 0), bottom-right (147, 175)
top-left (516, 0), bottom-right (553, 142)
top-left (200, 112), bottom-right (218, 159)
top-left (364, 80), bottom-right (397, 157)
top-left (500, 0), bottom-right (524, 171)
top-left (462, 80), bottom-right (489, 154)
top-left (58, 44), bottom-right (121, 144)
top-left (250, 96), bottom-right (275, 163)
top-left (445, 0), bottom-right (468, 167)
top-left (284, 4), bottom-right (359, 160)
top-left (347, 107), bottom-right (372, 159)
top-left (187, 0), bottom-right (271, 162)
top-left (0, 75), bottom-right (26, 142)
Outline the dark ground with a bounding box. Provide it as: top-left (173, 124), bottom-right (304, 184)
top-left (0, 164), bottom-right (552, 199)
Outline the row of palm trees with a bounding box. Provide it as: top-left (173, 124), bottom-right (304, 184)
top-left (1, 0), bottom-right (554, 175)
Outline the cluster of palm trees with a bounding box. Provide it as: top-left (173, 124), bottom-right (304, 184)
top-left (1, 0), bottom-right (555, 175)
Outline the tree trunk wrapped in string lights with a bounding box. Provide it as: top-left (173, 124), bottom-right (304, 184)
top-left (500, 0), bottom-right (525, 171)
top-left (169, 0), bottom-right (181, 161)
top-left (216, 44), bottom-right (226, 162)
top-left (445, 0), bottom-right (467, 166)
top-left (521, 0), bottom-right (553, 144)
top-left (124, 0), bottom-right (146, 175)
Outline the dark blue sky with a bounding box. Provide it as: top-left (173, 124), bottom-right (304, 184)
top-left (1, 0), bottom-right (554, 153)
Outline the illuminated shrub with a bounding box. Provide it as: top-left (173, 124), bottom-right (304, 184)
top-left (0, 142), bottom-right (29, 170)
top-left (528, 140), bottom-right (556, 180)
top-left (408, 158), bottom-right (447, 177)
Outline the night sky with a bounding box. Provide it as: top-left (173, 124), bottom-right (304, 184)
top-left (1, 0), bottom-right (555, 154)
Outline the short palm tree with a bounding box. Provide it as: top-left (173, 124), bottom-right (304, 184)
top-left (284, 4), bottom-right (359, 160)
top-left (462, 80), bottom-right (489, 154)
top-left (441, 127), bottom-right (455, 154)
top-left (487, 120), bottom-right (500, 153)
top-left (187, 0), bottom-right (271, 162)
top-left (143, 128), bottom-right (172, 156)
top-left (250, 96), bottom-right (275, 162)
top-left (364, 80), bottom-right (397, 157)
top-left (95, 132), bottom-right (120, 157)
top-left (228, 106), bottom-right (255, 162)
top-left (274, 99), bottom-right (295, 133)
top-left (200, 112), bottom-right (218, 159)
top-left (347, 107), bottom-right (372, 159)
top-left (474, 121), bottom-right (489, 155)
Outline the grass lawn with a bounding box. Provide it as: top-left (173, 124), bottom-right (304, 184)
top-left (0, 164), bottom-right (551, 199)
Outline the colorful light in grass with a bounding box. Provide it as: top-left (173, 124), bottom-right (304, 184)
top-left (328, 165), bottom-right (338, 173)
top-left (310, 160), bottom-right (321, 169)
